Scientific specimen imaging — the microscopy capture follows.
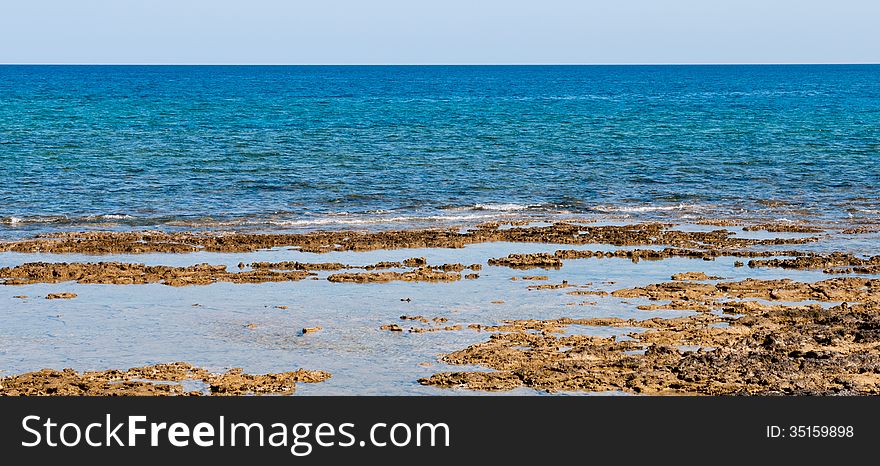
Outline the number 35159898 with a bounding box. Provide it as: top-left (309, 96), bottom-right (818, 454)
top-left (766, 425), bottom-right (854, 438)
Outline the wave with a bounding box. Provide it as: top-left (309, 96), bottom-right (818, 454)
top-left (592, 203), bottom-right (708, 214)
top-left (0, 201), bottom-right (709, 232)
top-left (440, 203), bottom-right (560, 213)
top-left (0, 207), bottom-right (571, 235)
top-left (165, 212), bottom-right (540, 229)
top-left (3, 200), bottom-right (847, 234)
top-left (1, 214), bottom-right (138, 225)
top-left (472, 203), bottom-right (541, 212)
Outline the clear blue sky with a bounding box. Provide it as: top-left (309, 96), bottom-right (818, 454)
top-left (1, 0), bottom-right (877, 64)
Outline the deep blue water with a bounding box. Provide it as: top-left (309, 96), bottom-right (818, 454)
top-left (1, 65), bottom-right (878, 237)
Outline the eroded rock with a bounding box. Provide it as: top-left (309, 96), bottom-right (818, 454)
top-left (0, 363), bottom-right (330, 396)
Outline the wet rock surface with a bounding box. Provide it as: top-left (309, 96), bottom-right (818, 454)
top-left (742, 223), bottom-right (825, 233)
top-left (0, 262), bottom-right (314, 286)
top-left (0, 363), bottom-right (330, 396)
top-left (488, 253), bottom-right (563, 269)
top-left (0, 223), bottom-right (818, 255)
top-left (0, 224), bottom-right (834, 289)
top-left (0, 261), bottom-right (475, 286)
top-left (671, 272), bottom-right (723, 281)
top-left (748, 253), bottom-right (880, 274)
top-left (327, 267), bottom-right (461, 283)
top-left (527, 281), bottom-right (574, 290)
top-left (2, 222), bottom-right (878, 396)
top-left (496, 247), bottom-right (811, 269)
top-left (381, 315), bottom-right (462, 333)
top-left (612, 277), bottom-right (880, 302)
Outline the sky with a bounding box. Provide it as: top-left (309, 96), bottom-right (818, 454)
top-left (1, 0), bottom-right (878, 64)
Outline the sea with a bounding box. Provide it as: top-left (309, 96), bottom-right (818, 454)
top-left (1, 65), bottom-right (878, 238)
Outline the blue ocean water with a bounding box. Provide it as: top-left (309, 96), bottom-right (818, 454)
top-left (1, 65), bottom-right (878, 238)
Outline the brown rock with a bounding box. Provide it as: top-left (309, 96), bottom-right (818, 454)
top-left (403, 257), bottom-right (427, 267)
top-left (0, 363), bottom-right (330, 396)
top-left (671, 272), bottom-right (723, 281)
top-left (327, 268), bottom-right (459, 283)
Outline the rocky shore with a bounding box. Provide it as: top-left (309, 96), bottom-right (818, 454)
top-left (0, 363), bottom-right (330, 396)
top-left (419, 280), bottom-right (880, 395)
top-left (0, 222), bottom-right (818, 255)
top-left (1, 221), bottom-right (879, 395)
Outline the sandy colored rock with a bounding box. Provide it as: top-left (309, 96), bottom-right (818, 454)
top-left (327, 267), bottom-right (460, 283)
top-left (249, 260), bottom-right (417, 271)
top-left (421, 297), bottom-right (880, 395)
top-left (613, 277), bottom-right (880, 302)
top-left (401, 315), bottom-right (430, 323)
top-left (403, 257), bottom-right (427, 267)
top-left (566, 290), bottom-right (608, 296)
top-left (0, 363), bottom-right (330, 396)
top-left (637, 301), bottom-right (713, 313)
top-left (694, 219), bottom-right (741, 227)
top-left (393, 316), bottom-right (460, 333)
top-left (0, 262), bottom-right (313, 286)
top-left (551, 247), bottom-right (807, 265)
top-left (46, 292), bottom-right (77, 300)
top-left (408, 324), bottom-right (463, 333)
top-left (743, 223), bottom-right (824, 233)
top-left (422, 268), bottom-right (880, 395)
top-left (671, 272), bottom-right (723, 281)
top-left (826, 265), bottom-right (880, 275)
top-left (527, 281), bottom-right (573, 290)
top-left (249, 261), bottom-right (349, 270)
top-left (365, 261), bottom-right (404, 270)
top-left (842, 226), bottom-right (880, 234)
top-left (427, 263), bottom-right (467, 272)
top-left (0, 223), bottom-right (818, 256)
top-left (488, 253), bottom-right (562, 269)
top-left (748, 253), bottom-right (880, 274)
top-left (205, 368), bottom-right (330, 396)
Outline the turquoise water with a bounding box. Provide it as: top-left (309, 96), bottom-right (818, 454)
top-left (1, 65), bottom-right (878, 238)
top-left (0, 236), bottom-right (842, 394)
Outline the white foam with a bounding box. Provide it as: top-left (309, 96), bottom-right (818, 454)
top-left (595, 203), bottom-right (705, 213)
top-left (472, 203), bottom-right (539, 211)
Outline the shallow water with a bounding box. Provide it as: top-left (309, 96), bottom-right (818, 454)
top-left (3, 64), bottom-right (879, 395)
